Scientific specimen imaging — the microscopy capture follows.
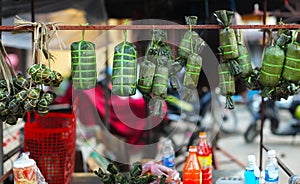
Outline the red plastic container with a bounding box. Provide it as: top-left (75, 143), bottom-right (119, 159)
top-left (24, 112), bottom-right (76, 184)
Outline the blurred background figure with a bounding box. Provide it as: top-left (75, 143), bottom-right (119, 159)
top-left (6, 53), bottom-right (21, 73)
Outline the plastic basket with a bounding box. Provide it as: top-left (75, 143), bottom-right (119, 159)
top-left (24, 112), bottom-right (76, 184)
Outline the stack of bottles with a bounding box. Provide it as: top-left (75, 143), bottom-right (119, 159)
top-left (244, 150), bottom-right (279, 184)
top-left (182, 131), bottom-right (213, 184)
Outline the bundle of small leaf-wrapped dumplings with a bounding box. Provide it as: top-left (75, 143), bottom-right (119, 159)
top-left (111, 17), bottom-right (206, 118)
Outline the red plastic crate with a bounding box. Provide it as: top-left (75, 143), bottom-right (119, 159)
top-left (24, 112), bottom-right (76, 184)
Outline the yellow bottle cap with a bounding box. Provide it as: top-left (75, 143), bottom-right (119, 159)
top-left (199, 132), bottom-right (207, 137)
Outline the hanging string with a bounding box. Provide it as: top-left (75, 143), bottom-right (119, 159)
top-left (14, 16), bottom-right (64, 66)
top-left (189, 19), bottom-right (194, 54)
top-left (0, 41), bottom-right (15, 94)
top-left (80, 23), bottom-right (89, 41)
top-left (123, 20), bottom-right (128, 42)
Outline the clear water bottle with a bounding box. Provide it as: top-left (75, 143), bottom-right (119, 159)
top-left (244, 154), bottom-right (260, 184)
top-left (265, 150), bottom-right (279, 184)
top-left (161, 139), bottom-right (175, 169)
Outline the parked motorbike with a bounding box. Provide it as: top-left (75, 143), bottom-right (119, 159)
top-left (244, 91), bottom-right (300, 143)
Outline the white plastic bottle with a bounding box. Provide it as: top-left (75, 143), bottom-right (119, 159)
top-left (244, 154), bottom-right (260, 184)
top-left (161, 139), bottom-right (175, 169)
top-left (265, 150), bottom-right (279, 184)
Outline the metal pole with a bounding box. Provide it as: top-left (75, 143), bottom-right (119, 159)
top-left (104, 19), bottom-right (110, 129)
top-left (0, 0), bottom-right (3, 178)
top-left (3, 24), bottom-right (300, 32)
top-left (31, 0), bottom-right (35, 22)
top-left (259, 0), bottom-right (267, 171)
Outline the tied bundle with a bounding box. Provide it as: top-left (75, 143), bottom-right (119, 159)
top-left (218, 62), bottom-right (235, 109)
top-left (112, 26), bottom-right (137, 96)
top-left (214, 10), bottom-right (241, 76)
top-left (138, 59), bottom-right (156, 94)
top-left (145, 30), bottom-right (177, 117)
top-left (147, 30), bottom-right (181, 90)
top-left (282, 31), bottom-right (300, 84)
top-left (151, 54), bottom-right (169, 118)
top-left (0, 41), bottom-right (20, 125)
top-left (137, 31), bottom-right (158, 94)
top-left (177, 16), bottom-right (205, 101)
top-left (146, 29), bottom-right (170, 64)
top-left (12, 16), bottom-right (63, 118)
top-left (236, 31), bottom-right (253, 79)
top-left (71, 27), bottom-right (97, 90)
top-left (178, 16), bottom-right (201, 59)
top-left (182, 36), bottom-right (204, 101)
top-left (259, 30), bottom-right (290, 98)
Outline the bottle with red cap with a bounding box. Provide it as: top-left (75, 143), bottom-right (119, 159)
top-left (197, 132), bottom-right (212, 184)
top-left (183, 145), bottom-right (202, 184)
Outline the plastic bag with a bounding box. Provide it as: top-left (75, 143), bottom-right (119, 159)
top-left (141, 161), bottom-right (181, 184)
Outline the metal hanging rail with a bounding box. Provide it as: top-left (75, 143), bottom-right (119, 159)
top-left (0, 24), bottom-right (300, 31)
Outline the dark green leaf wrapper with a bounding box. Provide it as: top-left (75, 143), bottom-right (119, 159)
top-left (138, 60), bottom-right (156, 94)
top-left (260, 46), bottom-right (285, 87)
top-left (178, 30), bottom-right (199, 58)
top-left (150, 97), bottom-right (164, 118)
top-left (282, 42), bottom-right (300, 83)
top-left (152, 66), bottom-right (168, 98)
top-left (237, 43), bottom-right (253, 78)
top-left (214, 10), bottom-right (238, 60)
top-left (214, 10), bottom-right (234, 27)
top-left (220, 28), bottom-right (239, 60)
top-left (71, 40), bottom-right (97, 90)
top-left (183, 53), bottom-right (202, 88)
top-left (275, 33), bottom-right (291, 48)
top-left (112, 41), bottom-right (137, 96)
top-left (218, 62), bottom-right (235, 96)
top-left (219, 62), bottom-right (235, 109)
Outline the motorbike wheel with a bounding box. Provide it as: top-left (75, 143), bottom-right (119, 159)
top-left (244, 120), bottom-right (260, 143)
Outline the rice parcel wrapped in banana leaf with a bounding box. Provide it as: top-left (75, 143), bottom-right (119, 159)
top-left (146, 29), bottom-right (168, 64)
top-left (218, 62), bottom-right (235, 109)
top-left (178, 16), bottom-right (201, 58)
top-left (169, 57), bottom-right (186, 90)
top-left (214, 10), bottom-right (241, 76)
top-left (150, 55), bottom-right (169, 117)
top-left (259, 36), bottom-right (286, 88)
top-left (112, 30), bottom-right (137, 96)
top-left (282, 32), bottom-right (300, 83)
top-left (138, 59), bottom-right (156, 94)
top-left (147, 29), bottom-right (181, 90)
top-left (71, 40), bottom-right (97, 90)
top-left (138, 30), bottom-right (166, 94)
top-left (236, 32), bottom-right (253, 79)
top-left (182, 37), bottom-right (203, 101)
top-left (160, 39), bottom-right (180, 90)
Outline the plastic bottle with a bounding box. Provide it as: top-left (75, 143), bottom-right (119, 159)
top-left (197, 132), bottom-right (212, 184)
top-left (244, 154), bottom-right (260, 184)
top-left (265, 150), bottom-right (279, 184)
top-left (183, 146), bottom-right (202, 184)
top-left (161, 139), bottom-right (175, 169)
